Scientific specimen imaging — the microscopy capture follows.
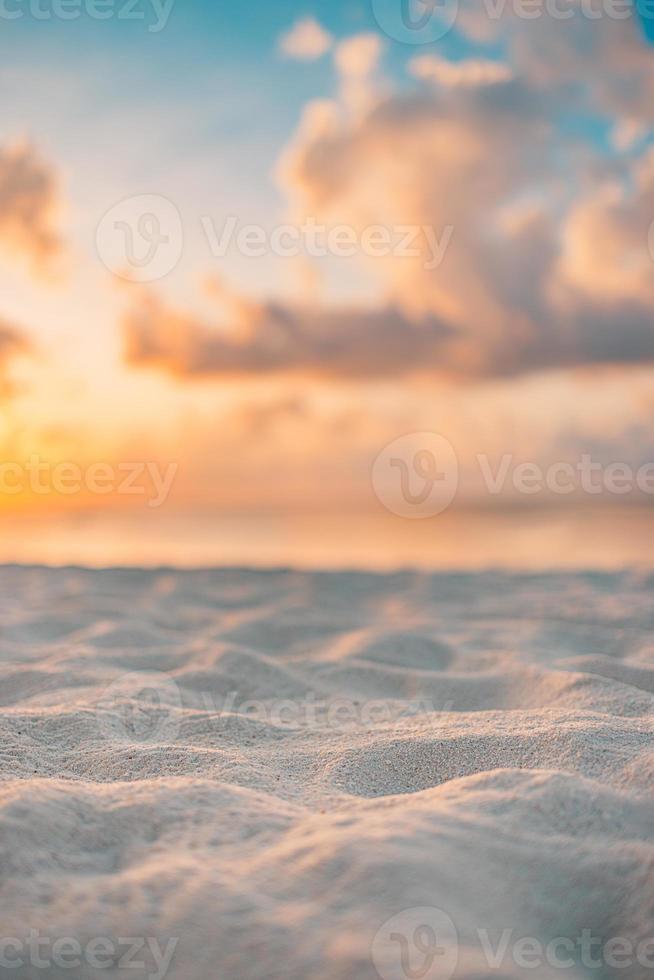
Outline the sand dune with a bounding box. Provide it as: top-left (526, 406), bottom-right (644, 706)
top-left (1, 566), bottom-right (653, 979)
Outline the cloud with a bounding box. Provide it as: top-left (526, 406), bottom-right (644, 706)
top-left (123, 284), bottom-right (454, 381)
top-left (0, 323), bottom-right (29, 359)
top-left (612, 118), bottom-right (646, 152)
top-left (122, 277), bottom-right (654, 383)
top-left (409, 56), bottom-right (513, 89)
top-left (125, 20), bottom-right (654, 384)
top-left (334, 33), bottom-right (386, 116)
top-left (457, 1), bottom-right (654, 122)
top-left (334, 34), bottom-right (383, 78)
top-left (0, 321), bottom-right (31, 394)
top-left (275, 33), bottom-right (654, 379)
top-left (279, 75), bottom-right (555, 341)
top-left (279, 17), bottom-right (333, 61)
top-left (0, 141), bottom-right (63, 271)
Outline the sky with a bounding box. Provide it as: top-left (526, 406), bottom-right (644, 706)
top-left (1, 0), bottom-right (654, 566)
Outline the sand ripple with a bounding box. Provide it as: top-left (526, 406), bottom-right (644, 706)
top-left (1, 567), bottom-right (653, 979)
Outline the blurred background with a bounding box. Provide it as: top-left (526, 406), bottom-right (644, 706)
top-left (1, 0), bottom-right (653, 568)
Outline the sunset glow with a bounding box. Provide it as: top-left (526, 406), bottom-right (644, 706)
top-left (2, 1), bottom-right (654, 565)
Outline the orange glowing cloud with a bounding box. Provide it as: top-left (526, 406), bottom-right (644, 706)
top-left (123, 284), bottom-right (454, 381)
top-left (0, 141), bottom-right (64, 273)
top-left (0, 320), bottom-right (31, 394)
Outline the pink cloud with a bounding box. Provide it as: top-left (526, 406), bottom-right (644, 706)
top-left (279, 17), bottom-right (333, 61)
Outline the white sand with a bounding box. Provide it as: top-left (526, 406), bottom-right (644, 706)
top-left (1, 566), bottom-right (653, 979)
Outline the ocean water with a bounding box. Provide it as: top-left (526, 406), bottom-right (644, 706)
top-left (1, 506), bottom-right (652, 569)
